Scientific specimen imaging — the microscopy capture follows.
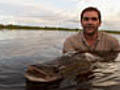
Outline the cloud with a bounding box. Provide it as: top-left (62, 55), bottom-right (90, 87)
top-left (0, 0), bottom-right (79, 28)
top-left (0, 1), bottom-right (51, 16)
top-left (0, 0), bottom-right (120, 30)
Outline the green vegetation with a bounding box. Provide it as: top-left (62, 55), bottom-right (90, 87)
top-left (0, 24), bottom-right (120, 34)
top-left (100, 30), bottom-right (120, 34)
top-left (0, 24), bottom-right (79, 31)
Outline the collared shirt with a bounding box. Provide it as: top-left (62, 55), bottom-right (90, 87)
top-left (81, 32), bottom-right (100, 51)
top-left (63, 31), bottom-right (120, 53)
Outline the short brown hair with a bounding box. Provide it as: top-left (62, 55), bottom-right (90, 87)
top-left (81, 7), bottom-right (101, 22)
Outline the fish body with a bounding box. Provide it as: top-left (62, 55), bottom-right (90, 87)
top-left (25, 52), bottom-right (101, 82)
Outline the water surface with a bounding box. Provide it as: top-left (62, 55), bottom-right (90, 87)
top-left (0, 29), bottom-right (120, 90)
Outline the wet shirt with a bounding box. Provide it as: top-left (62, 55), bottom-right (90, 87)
top-left (63, 32), bottom-right (120, 60)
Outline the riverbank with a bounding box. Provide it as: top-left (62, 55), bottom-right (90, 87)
top-left (0, 24), bottom-right (120, 34)
top-left (0, 24), bottom-right (79, 31)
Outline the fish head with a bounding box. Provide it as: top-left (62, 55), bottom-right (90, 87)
top-left (25, 64), bottom-right (62, 82)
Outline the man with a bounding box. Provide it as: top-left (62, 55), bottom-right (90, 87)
top-left (63, 7), bottom-right (120, 61)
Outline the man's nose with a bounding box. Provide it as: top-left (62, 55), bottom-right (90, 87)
top-left (87, 19), bottom-right (93, 24)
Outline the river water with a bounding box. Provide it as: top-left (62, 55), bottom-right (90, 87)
top-left (0, 29), bottom-right (120, 90)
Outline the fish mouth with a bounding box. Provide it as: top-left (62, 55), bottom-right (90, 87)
top-left (25, 65), bottom-right (61, 82)
top-left (25, 74), bottom-right (60, 82)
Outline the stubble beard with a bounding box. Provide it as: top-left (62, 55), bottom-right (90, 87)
top-left (83, 27), bottom-right (98, 36)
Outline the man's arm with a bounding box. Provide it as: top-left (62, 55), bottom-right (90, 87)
top-left (62, 38), bottom-right (76, 53)
top-left (99, 38), bottom-right (120, 61)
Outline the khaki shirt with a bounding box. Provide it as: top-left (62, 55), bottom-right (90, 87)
top-left (63, 32), bottom-right (120, 60)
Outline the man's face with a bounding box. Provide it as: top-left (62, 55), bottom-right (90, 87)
top-left (81, 11), bottom-right (101, 35)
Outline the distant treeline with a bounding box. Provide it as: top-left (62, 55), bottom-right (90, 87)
top-left (0, 24), bottom-right (79, 31)
top-left (0, 24), bottom-right (120, 34)
top-left (101, 30), bottom-right (120, 34)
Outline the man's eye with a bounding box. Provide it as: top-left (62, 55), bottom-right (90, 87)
top-left (83, 17), bottom-right (89, 21)
top-left (91, 17), bottom-right (98, 21)
top-left (83, 17), bottom-right (98, 21)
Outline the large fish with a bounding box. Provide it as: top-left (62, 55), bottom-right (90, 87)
top-left (25, 52), bottom-right (102, 83)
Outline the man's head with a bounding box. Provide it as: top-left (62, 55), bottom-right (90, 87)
top-left (80, 7), bottom-right (102, 35)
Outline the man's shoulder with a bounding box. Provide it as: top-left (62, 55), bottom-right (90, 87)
top-left (99, 32), bottom-right (119, 44)
top-left (100, 32), bottom-right (118, 40)
top-left (65, 32), bottom-right (81, 41)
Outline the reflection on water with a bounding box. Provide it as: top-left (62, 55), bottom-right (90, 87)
top-left (0, 29), bottom-right (120, 90)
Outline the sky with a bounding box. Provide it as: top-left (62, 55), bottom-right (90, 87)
top-left (0, 0), bottom-right (120, 30)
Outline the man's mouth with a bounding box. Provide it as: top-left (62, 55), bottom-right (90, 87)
top-left (86, 27), bottom-right (94, 30)
top-left (86, 25), bottom-right (94, 28)
top-left (85, 25), bottom-right (95, 29)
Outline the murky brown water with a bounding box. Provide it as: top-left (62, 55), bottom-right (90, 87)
top-left (0, 30), bottom-right (120, 90)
